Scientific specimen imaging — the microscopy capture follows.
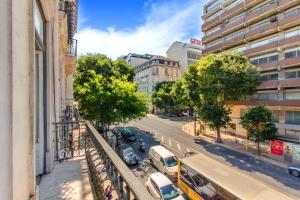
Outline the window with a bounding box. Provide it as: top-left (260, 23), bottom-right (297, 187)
top-left (251, 91), bottom-right (278, 100)
top-left (284, 28), bottom-right (300, 38)
top-left (262, 73), bottom-right (278, 81)
top-left (206, 39), bottom-right (221, 48)
top-left (224, 30), bottom-right (245, 41)
top-left (285, 130), bottom-right (300, 140)
top-left (284, 7), bottom-right (300, 18)
top-left (251, 54), bottom-right (278, 65)
top-left (187, 51), bottom-right (200, 60)
top-left (250, 36), bottom-right (278, 49)
top-left (206, 10), bottom-right (222, 21)
top-left (286, 111), bottom-right (300, 125)
top-left (249, 0), bottom-right (277, 14)
top-left (206, 0), bottom-right (222, 13)
top-left (284, 90), bottom-right (300, 100)
top-left (249, 20), bottom-right (270, 31)
top-left (235, 46), bottom-right (246, 52)
top-left (227, 13), bottom-right (244, 24)
top-left (224, 0), bottom-right (244, 11)
top-left (271, 111), bottom-right (279, 123)
top-left (159, 60), bottom-right (165, 64)
top-left (285, 71), bottom-right (300, 79)
top-left (206, 26), bottom-right (221, 36)
top-left (284, 48), bottom-right (300, 59)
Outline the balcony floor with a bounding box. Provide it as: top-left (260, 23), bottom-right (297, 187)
top-left (39, 156), bottom-right (94, 200)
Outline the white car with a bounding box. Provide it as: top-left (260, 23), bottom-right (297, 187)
top-left (146, 172), bottom-right (184, 200)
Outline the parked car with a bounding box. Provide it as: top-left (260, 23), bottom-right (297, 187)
top-left (121, 127), bottom-right (136, 142)
top-left (146, 172), bottom-right (184, 200)
top-left (288, 165), bottom-right (300, 177)
top-left (117, 144), bottom-right (139, 166)
top-left (149, 145), bottom-right (178, 180)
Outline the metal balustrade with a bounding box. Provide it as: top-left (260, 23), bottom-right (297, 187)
top-left (85, 121), bottom-right (154, 200)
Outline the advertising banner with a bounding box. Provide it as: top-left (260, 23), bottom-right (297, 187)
top-left (271, 140), bottom-right (283, 156)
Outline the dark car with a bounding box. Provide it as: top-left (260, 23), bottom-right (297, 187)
top-left (121, 127), bottom-right (136, 142)
top-left (118, 145), bottom-right (139, 166)
top-left (288, 165), bottom-right (300, 177)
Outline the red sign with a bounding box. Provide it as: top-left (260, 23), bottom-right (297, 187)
top-left (190, 38), bottom-right (202, 46)
top-left (271, 140), bottom-right (283, 156)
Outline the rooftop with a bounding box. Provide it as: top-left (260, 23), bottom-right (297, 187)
top-left (149, 172), bottom-right (172, 188)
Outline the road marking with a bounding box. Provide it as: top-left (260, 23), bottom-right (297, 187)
top-left (177, 143), bottom-right (181, 152)
top-left (161, 136), bottom-right (164, 143)
top-left (186, 147), bottom-right (190, 152)
top-left (169, 138), bottom-right (172, 146)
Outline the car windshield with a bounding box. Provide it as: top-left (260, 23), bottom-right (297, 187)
top-left (160, 184), bottom-right (180, 200)
top-left (124, 128), bottom-right (135, 137)
top-left (123, 147), bottom-right (134, 156)
top-left (165, 156), bottom-right (178, 167)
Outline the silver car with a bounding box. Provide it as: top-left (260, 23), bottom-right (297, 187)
top-left (118, 145), bottom-right (139, 166)
top-left (288, 165), bottom-right (300, 177)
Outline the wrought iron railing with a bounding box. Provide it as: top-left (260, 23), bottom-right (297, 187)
top-left (85, 121), bottom-right (154, 200)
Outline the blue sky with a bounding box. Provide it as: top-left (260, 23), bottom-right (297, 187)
top-left (77, 0), bottom-right (208, 59)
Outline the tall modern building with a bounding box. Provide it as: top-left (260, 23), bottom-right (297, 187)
top-left (167, 41), bottom-right (203, 74)
top-left (202, 0), bottom-right (300, 144)
top-left (134, 56), bottom-right (181, 95)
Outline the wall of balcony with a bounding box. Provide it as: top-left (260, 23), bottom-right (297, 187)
top-left (245, 0), bottom-right (265, 8)
top-left (223, 35), bottom-right (245, 49)
top-left (279, 35), bottom-right (300, 47)
top-left (220, 2), bottom-right (245, 20)
top-left (245, 41), bottom-right (278, 56)
top-left (245, 2), bottom-right (277, 24)
top-left (279, 0), bottom-right (300, 11)
top-left (256, 61), bottom-right (278, 71)
top-left (202, 16), bottom-right (221, 31)
top-left (279, 79), bottom-right (300, 88)
top-left (202, 43), bottom-right (221, 54)
top-left (202, 29), bottom-right (222, 43)
top-left (226, 99), bottom-right (300, 107)
top-left (245, 22), bottom-right (277, 41)
top-left (279, 12), bottom-right (300, 30)
top-left (280, 56), bottom-right (300, 68)
top-left (223, 17), bottom-right (245, 35)
top-left (257, 80), bottom-right (279, 90)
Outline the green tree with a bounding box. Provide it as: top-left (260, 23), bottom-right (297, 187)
top-left (74, 54), bottom-right (148, 130)
top-left (240, 105), bottom-right (277, 156)
top-left (183, 51), bottom-right (261, 143)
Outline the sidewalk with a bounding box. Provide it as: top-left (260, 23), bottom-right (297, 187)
top-left (182, 121), bottom-right (287, 168)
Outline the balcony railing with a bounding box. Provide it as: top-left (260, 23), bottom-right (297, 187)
top-left (223, 34), bottom-right (245, 49)
top-left (245, 0), bottom-right (265, 8)
top-left (279, 79), bottom-right (300, 88)
top-left (202, 29), bottom-right (222, 43)
top-left (202, 43), bottom-right (221, 55)
top-left (85, 121), bottom-right (154, 200)
top-left (278, 0), bottom-right (300, 11)
top-left (257, 80), bottom-right (278, 90)
top-left (280, 56), bottom-right (300, 68)
top-left (245, 41), bottom-right (278, 56)
top-left (245, 2), bottom-right (277, 24)
top-left (222, 17), bottom-right (245, 35)
top-left (220, 2), bottom-right (244, 20)
top-left (245, 22), bottom-right (277, 41)
top-left (255, 60), bottom-right (278, 71)
top-left (202, 16), bottom-right (221, 31)
top-left (225, 99), bottom-right (300, 107)
top-left (278, 12), bottom-right (300, 30)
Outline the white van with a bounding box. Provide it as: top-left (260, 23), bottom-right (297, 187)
top-left (149, 145), bottom-right (178, 180)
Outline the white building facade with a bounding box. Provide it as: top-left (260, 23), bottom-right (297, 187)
top-left (166, 41), bottom-right (203, 74)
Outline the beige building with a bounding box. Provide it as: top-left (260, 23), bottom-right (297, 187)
top-left (201, 0), bottom-right (300, 144)
top-left (134, 56), bottom-right (181, 95)
top-left (123, 53), bottom-right (154, 67)
top-left (166, 41), bottom-right (203, 74)
top-left (0, 0), bottom-right (78, 199)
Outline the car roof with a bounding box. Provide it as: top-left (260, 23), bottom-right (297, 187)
top-left (149, 172), bottom-right (172, 188)
top-left (150, 145), bottom-right (175, 158)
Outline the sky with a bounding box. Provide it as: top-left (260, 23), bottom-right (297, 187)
top-left (76, 0), bottom-right (208, 59)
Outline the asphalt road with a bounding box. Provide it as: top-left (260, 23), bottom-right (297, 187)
top-left (126, 115), bottom-right (300, 199)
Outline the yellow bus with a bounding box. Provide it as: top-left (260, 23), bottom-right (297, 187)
top-left (178, 153), bottom-right (295, 200)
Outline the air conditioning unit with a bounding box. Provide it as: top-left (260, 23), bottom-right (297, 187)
top-left (270, 16), bottom-right (277, 22)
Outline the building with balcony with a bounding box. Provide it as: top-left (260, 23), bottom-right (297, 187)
top-left (0, 0), bottom-right (80, 199)
top-left (166, 41), bottom-right (203, 74)
top-left (202, 0), bottom-right (300, 144)
top-left (134, 56), bottom-right (181, 95)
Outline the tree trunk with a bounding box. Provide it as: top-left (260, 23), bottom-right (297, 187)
top-left (257, 142), bottom-right (261, 156)
top-left (216, 127), bottom-right (222, 143)
top-left (194, 118), bottom-right (197, 136)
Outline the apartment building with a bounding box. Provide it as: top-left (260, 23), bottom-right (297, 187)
top-left (0, 0), bottom-right (78, 199)
top-left (201, 0), bottom-right (300, 144)
top-left (167, 41), bottom-right (203, 74)
top-left (123, 53), bottom-right (154, 67)
top-left (134, 56), bottom-right (181, 95)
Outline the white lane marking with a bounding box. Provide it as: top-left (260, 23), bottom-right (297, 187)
top-left (186, 147), bottom-right (190, 152)
top-left (169, 138), bottom-right (172, 146)
top-left (177, 143), bottom-right (181, 152)
top-left (161, 136), bottom-right (164, 143)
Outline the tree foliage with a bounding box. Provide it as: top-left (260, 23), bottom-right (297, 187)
top-left (74, 54), bottom-right (148, 129)
top-left (241, 105), bottom-right (277, 155)
top-left (182, 51), bottom-right (262, 142)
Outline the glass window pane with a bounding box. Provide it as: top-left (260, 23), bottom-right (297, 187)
top-left (259, 57), bottom-right (268, 64)
top-left (285, 71), bottom-right (297, 79)
top-left (285, 9), bottom-right (298, 18)
top-left (269, 74), bottom-right (278, 80)
top-left (285, 51), bottom-right (296, 59)
top-left (285, 30), bottom-right (298, 38)
top-left (286, 111), bottom-right (300, 125)
top-left (34, 0), bottom-right (44, 40)
top-left (285, 91), bottom-right (300, 100)
top-left (269, 55), bottom-right (279, 62)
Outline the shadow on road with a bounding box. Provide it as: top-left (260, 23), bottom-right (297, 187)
top-left (192, 137), bottom-right (300, 191)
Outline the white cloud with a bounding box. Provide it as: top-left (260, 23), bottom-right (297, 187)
top-left (76, 0), bottom-right (203, 60)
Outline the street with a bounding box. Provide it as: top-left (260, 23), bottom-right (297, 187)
top-left (123, 115), bottom-right (300, 199)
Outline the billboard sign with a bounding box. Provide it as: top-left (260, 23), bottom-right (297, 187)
top-left (271, 140), bottom-right (283, 156)
top-left (293, 144), bottom-right (300, 161)
top-left (190, 38), bottom-right (202, 46)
